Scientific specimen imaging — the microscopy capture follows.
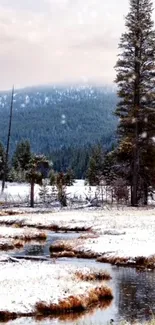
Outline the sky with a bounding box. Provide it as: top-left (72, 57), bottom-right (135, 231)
top-left (0, 0), bottom-right (154, 90)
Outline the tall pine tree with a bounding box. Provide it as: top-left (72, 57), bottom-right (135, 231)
top-left (115, 0), bottom-right (155, 206)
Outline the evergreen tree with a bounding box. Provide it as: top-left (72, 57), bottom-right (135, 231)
top-left (86, 146), bottom-right (104, 185)
top-left (55, 172), bottom-right (67, 207)
top-left (64, 169), bottom-right (75, 186)
top-left (39, 179), bottom-right (50, 204)
top-left (13, 140), bottom-right (32, 171)
top-left (115, 0), bottom-right (155, 206)
top-left (102, 151), bottom-right (117, 185)
top-left (26, 155), bottom-right (49, 207)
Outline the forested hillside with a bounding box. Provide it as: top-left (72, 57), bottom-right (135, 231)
top-left (0, 85), bottom-right (117, 156)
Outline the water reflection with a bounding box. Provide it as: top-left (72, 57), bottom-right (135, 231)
top-left (115, 266), bottom-right (155, 322)
top-left (7, 234), bottom-right (155, 325)
top-left (12, 232), bottom-right (81, 257)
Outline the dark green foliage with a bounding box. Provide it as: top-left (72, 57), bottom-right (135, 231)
top-left (0, 86), bottom-right (117, 156)
top-left (26, 155), bottom-right (50, 207)
top-left (102, 151), bottom-right (117, 185)
top-left (49, 170), bottom-right (56, 186)
top-left (86, 146), bottom-right (105, 185)
top-left (50, 146), bottom-right (91, 179)
top-left (115, 0), bottom-right (155, 205)
top-left (49, 170), bottom-right (74, 207)
top-left (55, 172), bottom-right (67, 207)
top-left (39, 180), bottom-right (50, 204)
top-left (50, 169), bottom-right (75, 187)
top-left (86, 146), bottom-right (119, 186)
top-left (8, 140), bottom-right (32, 182)
top-left (64, 169), bottom-right (75, 186)
top-left (12, 140), bottom-right (32, 171)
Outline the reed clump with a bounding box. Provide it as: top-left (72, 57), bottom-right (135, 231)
top-left (75, 270), bottom-right (112, 282)
top-left (97, 254), bottom-right (155, 269)
top-left (51, 251), bottom-right (76, 258)
top-left (0, 310), bottom-right (17, 322)
top-left (35, 285), bottom-right (113, 316)
top-left (50, 241), bottom-right (72, 253)
top-left (13, 232), bottom-right (47, 242)
top-left (50, 241), bottom-right (99, 259)
top-left (97, 255), bottom-right (129, 266)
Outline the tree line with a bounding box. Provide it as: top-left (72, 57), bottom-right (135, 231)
top-left (1, 0), bottom-right (155, 208)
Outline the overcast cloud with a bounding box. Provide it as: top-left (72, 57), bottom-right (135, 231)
top-left (0, 0), bottom-right (154, 90)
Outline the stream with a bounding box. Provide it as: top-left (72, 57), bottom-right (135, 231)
top-left (5, 232), bottom-right (155, 325)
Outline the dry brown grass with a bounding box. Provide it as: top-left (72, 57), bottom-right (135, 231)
top-left (50, 240), bottom-right (99, 260)
top-left (0, 219), bottom-right (90, 232)
top-left (76, 251), bottom-right (99, 259)
top-left (35, 285), bottom-right (113, 316)
top-left (97, 254), bottom-right (155, 269)
top-left (0, 210), bottom-right (23, 217)
top-left (0, 311), bottom-right (17, 322)
top-left (78, 234), bottom-right (98, 240)
top-left (50, 249), bottom-right (98, 260)
top-left (0, 240), bottom-right (24, 251)
top-left (135, 255), bottom-right (155, 269)
top-left (0, 287), bottom-right (112, 322)
top-left (75, 270), bottom-right (112, 282)
top-left (51, 251), bottom-right (76, 258)
top-left (49, 241), bottom-right (72, 253)
top-left (13, 241), bottom-right (24, 249)
top-left (97, 255), bottom-right (128, 265)
top-left (0, 242), bottom-right (14, 251)
top-left (12, 232), bottom-right (47, 242)
top-left (36, 299), bottom-right (112, 322)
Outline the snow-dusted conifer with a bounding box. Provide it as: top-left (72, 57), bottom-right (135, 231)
top-left (115, 0), bottom-right (155, 206)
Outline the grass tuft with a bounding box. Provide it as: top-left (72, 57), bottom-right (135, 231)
top-left (51, 251), bottom-right (76, 258)
top-left (97, 254), bottom-right (155, 269)
top-left (50, 241), bottom-right (98, 259)
top-left (35, 285), bottom-right (113, 316)
top-left (12, 232), bottom-right (47, 242)
top-left (0, 311), bottom-right (17, 322)
top-left (49, 242), bottom-right (72, 253)
top-left (75, 270), bottom-right (112, 282)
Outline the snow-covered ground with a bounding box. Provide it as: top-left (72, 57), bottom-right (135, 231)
top-left (0, 210), bottom-right (96, 229)
top-left (0, 261), bottom-right (110, 314)
top-left (1, 180), bottom-right (155, 262)
top-left (0, 180), bottom-right (99, 204)
top-left (0, 237), bottom-right (21, 251)
top-left (56, 208), bottom-right (155, 261)
top-left (1, 208), bottom-right (155, 261)
top-left (0, 226), bottom-right (46, 241)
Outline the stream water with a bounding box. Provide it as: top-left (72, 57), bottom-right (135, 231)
top-left (6, 232), bottom-right (155, 325)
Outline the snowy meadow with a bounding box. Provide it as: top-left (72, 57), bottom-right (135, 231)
top-left (0, 181), bottom-right (155, 323)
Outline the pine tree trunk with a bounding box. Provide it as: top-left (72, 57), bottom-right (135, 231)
top-left (143, 183), bottom-right (148, 206)
top-left (30, 181), bottom-right (34, 208)
top-left (132, 4), bottom-right (141, 207)
top-left (132, 116), bottom-right (139, 206)
top-left (2, 86), bottom-right (14, 193)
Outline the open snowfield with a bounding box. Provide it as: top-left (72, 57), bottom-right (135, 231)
top-left (0, 209), bottom-right (96, 230)
top-left (0, 180), bottom-right (97, 204)
top-left (0, 260), bottom-right (112, 316)
top-left (0, 226), bottom-right (46, 241)
top-left (1, 208), bottom-right (155, 263)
